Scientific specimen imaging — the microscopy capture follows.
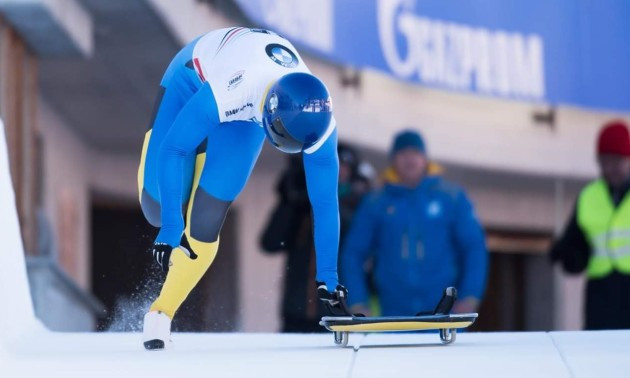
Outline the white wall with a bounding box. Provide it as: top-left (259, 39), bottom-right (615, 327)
top-left (148, 0), bottom-right (234, 43)
top-left (90, 149), bottom-right (140, 200)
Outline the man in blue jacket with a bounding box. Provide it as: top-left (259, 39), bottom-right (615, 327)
top-left (341, 130), bottom-right (488, 316)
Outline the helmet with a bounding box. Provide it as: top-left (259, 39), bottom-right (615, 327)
top-left (262, 73), bottom-right (333, 153)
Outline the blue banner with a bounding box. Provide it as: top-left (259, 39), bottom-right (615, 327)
top-left (234, 0), bottom-right (630, 112)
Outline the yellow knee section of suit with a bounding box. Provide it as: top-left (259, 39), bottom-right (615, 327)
top-left (150, 152), bottom-right (214, 319)
top-left (149, 236), bottom-right (219, 319)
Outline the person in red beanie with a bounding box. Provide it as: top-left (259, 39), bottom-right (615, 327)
top-left (551, 120), bottom-right (630, 329)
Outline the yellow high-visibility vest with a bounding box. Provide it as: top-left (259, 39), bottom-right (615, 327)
top-left (577, 179), bottom-right (630, 278)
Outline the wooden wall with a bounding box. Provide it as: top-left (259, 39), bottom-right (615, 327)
top-left (0, 18), bottom-right (40, 256)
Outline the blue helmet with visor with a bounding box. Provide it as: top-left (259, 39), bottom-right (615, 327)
top-left (262, 73), bottom-right (333, 153)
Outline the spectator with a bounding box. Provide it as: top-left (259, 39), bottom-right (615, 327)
top-left (551, 120), bottom-right (630, 330)
top-left (342, 129), bottom-right (488, 316)
top-left (260, 143), bottom-right (370, 332)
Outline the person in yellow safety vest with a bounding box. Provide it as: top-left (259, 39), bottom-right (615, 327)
top-left (551, 120), bottom-right (630, 330)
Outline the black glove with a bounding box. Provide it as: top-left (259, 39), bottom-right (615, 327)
top-left (317, 283), bottom-right (360, 317)
top-left (149, 235), bottom-right (198, 273)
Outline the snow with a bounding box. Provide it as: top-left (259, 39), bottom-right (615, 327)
top-left (0, 118), bottom-right (43, 345)
top-left (1, 119), bottom-right (629, 377)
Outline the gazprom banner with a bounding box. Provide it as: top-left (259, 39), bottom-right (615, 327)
top-left (234, 0), bottom-right (630, 112)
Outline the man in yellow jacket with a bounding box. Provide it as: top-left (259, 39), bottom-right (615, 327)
top-left (551, 120), bottom-right (630, 329)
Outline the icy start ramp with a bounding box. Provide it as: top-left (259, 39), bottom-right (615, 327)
top-left (2, 330), bottom-right (630, 377)
top-left (0, 119), bottom-right (629, 377)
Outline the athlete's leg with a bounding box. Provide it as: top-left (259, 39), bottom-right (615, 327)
top-left (138, 39), bottom-right (202, 226)
top-left (149, 121), bottom-right (265, 318)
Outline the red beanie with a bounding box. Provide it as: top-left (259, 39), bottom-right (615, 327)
top-left (598, 120), bottom-right (630, 157)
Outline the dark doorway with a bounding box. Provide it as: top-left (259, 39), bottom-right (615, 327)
top-left (91, 197), bottom-right (239, 332)
top-left (471, 230), bottom-right (554, 331)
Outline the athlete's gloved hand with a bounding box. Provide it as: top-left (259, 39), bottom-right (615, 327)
top-left (149, 234), bottom-right (198, 273)
top-left (317, 283), bottom-right (360, 317)
top-left (150, 242), bottom-right (174, 273)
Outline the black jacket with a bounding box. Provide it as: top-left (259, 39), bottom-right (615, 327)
top-left (549, 206), bottom-right (590, 274)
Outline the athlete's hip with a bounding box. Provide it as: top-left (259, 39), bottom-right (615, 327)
top-left (161, 36), bottom-right (203, 90)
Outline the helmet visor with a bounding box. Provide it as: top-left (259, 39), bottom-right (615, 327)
top-left (263, 115), bottom-right (303, 154)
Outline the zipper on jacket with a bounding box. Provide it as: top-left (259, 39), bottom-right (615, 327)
top-left (416, 240), bottom-right (424, 260)
top-left (606, 192), bottom-right (624, 261)
top-left (402, 233), bottom-right (409, 259)
top-left (606, 209), bottom-right (619, 263)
